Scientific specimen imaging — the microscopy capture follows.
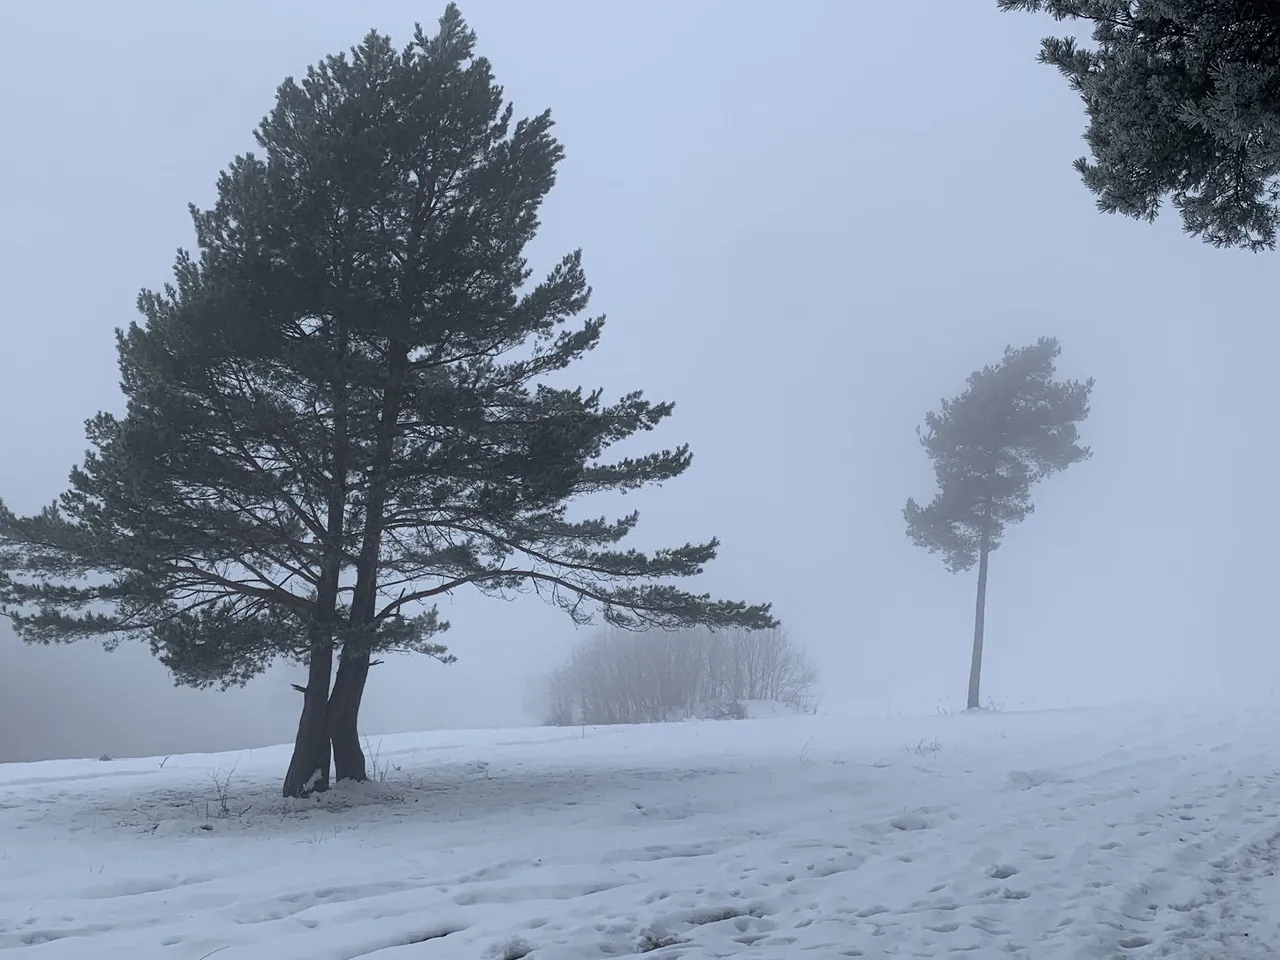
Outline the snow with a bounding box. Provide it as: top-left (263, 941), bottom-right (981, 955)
top-left (3, 700), bottom-right (1280, 958)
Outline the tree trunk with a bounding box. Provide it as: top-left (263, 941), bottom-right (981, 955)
top-left (327, 341), bottom-right (410, 783)
top-left (283, 566), bottom-right (343, 796)
top-left (283, 316), bottom-right (350, 798)
top-left (328, 649), bottom-right (371, 782)
top-left (967, 537), bottom-right (991, 711)
top-left (282, 632), bottom-right (334, 797)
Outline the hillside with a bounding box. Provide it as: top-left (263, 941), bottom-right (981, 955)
top-left (2, 702), bottom-right (1279, 958)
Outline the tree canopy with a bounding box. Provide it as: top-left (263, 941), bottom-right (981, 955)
top-left (905, 337), bottom-right (1094, 570)
top-left (999, 0), bottom-right (1280, 250)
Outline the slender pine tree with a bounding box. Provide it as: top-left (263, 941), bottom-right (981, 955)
top-left (905, 337), bottom-right (1093, 709)
top-left (0, 6), bottom-right (775, 797)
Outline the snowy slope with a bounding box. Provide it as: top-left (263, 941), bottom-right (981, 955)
top-left (2, 701), bottom-right (1279, 959)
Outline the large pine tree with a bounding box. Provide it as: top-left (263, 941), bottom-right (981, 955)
top-left (0, 6), bottom-right (775, 797)
top-left (1000, 1), bottom-right (1280, 251)
top-left (905, 337), bottom-right (1093, 710)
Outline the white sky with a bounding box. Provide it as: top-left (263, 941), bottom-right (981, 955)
top-left (2, 1), bottom-right (1274, 761)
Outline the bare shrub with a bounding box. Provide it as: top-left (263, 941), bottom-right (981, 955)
top-left (540, 626), bottom-right (818, 726)
top-left (206, 761), bottom-right (251, 818)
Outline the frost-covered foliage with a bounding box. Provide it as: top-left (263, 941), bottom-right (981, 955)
top-left (1001, 0), bottom-right (1280, 250)
top-left (540, 627), bottom-right (818, 726)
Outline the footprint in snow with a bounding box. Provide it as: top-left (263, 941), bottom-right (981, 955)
top-left (889, 812), bottom-right (929, 832)
top-left (1118, 934), bottom-right (1153, 948)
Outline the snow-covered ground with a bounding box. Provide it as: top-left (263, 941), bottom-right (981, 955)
top-left (2, 700), bottom-right (1280, 959)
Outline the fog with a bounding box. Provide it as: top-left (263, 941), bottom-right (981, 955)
top-left (1, 1), bottom-right (1274, 764)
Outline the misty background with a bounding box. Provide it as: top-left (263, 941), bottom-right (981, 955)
top-left (1, 1), bottom-right (1272, 763)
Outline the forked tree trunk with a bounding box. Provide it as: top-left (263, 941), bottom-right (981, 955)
top-left (967, 535), bottom-right (991, 711)
top-left (282, 634), bottom-right (334, 797)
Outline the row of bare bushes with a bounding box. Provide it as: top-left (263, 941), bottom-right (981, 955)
top-left (539, 627), bottom-right (818, 726)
